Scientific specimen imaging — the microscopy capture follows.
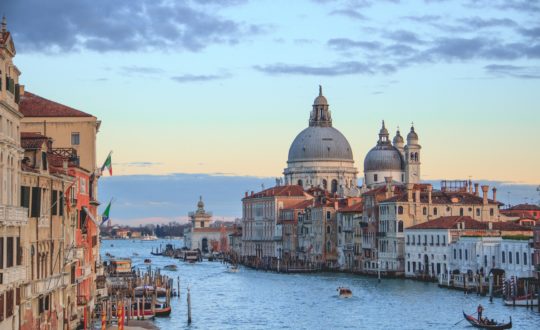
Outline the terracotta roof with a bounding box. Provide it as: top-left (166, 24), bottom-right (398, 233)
top-left (407, 216), bottom-right (531, 232)
top-left (21, 132), bottom-right (49, 149)
top-left (382, 190), bottom-right (502, 206)
top-left (407, 216), bottom-right (485, 230)
top-left (19, 91), bottom-right (93, 118)
top-left (244, 185), bottom-right (307, 199)
top-left (285, 200), bottom-right (314, 210)
top-left (338, 202), bottom-right (364, 213)
top-left (505, 204), bottom-right (540, 211)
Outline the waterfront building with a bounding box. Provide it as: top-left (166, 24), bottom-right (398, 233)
top-left (283, 87), bottom-right (359, 196)
top-left (241, 185), bottom-right (311, 267)
top-left (404, 216), bottom-right (533, 281)
top-left (19, 132), bottom-right (78, 330)
top-left (184, 197), bottom-right (235, 253)
top-left (336, 200), bottom-right (363, 271)
top-left (278, 199), bottom-right (312, 263)
top-left (0, 18), bottom-right (28, 330)
top-left (533, 224), bottom-right (540, 282)
top-left (378, 180), bottom-right (502, 275)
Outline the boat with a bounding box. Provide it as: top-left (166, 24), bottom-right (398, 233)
top-left (141, 233), bottom-right (158, 241)
top-left (462, 311), bottom-right (512, 329)
top-left (228, 265), bottom-right (239, 273)
top-left (132, 252), bottom-right (139, 256)
top-left (503, 294), bottom-right (538, 306)
top-left (338, 287), bottom-right (352, 298)
top-left (134, 285), bottom-right (168, 298)
top-left (164, 264), bottom-right (177, 271)
top-left (144, 259), bottom-right (152, 264)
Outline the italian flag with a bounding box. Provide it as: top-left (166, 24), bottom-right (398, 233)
top-left (101, 152), bottom-right (112, 176)
top-left (101, 200), bottom-right (112, 225)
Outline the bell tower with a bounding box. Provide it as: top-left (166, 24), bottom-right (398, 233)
top-left (404, 124), bottom-right (421, 184)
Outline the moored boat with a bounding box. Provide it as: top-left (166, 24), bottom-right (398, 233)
top-left (164, 264), bottom-right (177, 271)
top-left (228, 265), bottom-right (239, 273)
top-left (144, 258), bottom-right (152, 264)
top-left (338, 287), bottom-right (352, 298)
top-left (134, 285), bottom-right (168, 298)
top-left (503, 294), bottom-right (538, 306)
top-left (463, 311), bottom-right (512, 329)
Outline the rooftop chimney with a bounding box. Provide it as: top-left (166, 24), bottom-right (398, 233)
top-left (481, 185), bottom-right (489, 205)
top-left (492, 187), bottom-right (497, 203)
top-left (407, 183), bottom-right (414, 202)
top-left (474, 183), bottom-right (479, 196)
top-left (468, 179), bottom-right (473, 194)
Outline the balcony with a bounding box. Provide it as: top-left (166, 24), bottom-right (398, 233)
top-left (32, 273), bottom-right (64, 296)
top-left (0, 266), bottom-right (27, 287)
top-left (0, 205), bottom-right (29, 226)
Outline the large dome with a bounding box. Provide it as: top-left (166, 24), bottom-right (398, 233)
top-left (288, 126), bottom-right (354, 163)
top-left (364, 144), bottom-right (404, 171)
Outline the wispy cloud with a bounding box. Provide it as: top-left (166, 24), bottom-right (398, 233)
top-left (171, 73), bottom-right (231, 83)
top-left (484, 64), bottom-right (540, 79)
top-left (254, 61), bottom-right (395, 76)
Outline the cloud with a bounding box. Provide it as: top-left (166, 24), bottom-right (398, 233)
top-left (383, 30), bottom-right (424, 44)
top-left (4, 0), bottom-right (259, 53)
top-left (402, 15), bottom-right (441, 23)
top-left (329, 9), bottom-right (367, 20)
top-left (119, 66), bottom-right (165, 75)
top-left (458, 17), bottom-right (518, 29)
top-left (519, 26), bottom-right (540, 39)
top-left (254, 61), bottom-right (396, 76)
top-left (114, 162), bottom-right (163, 168)
top-left (327, 38), bottom-right (382, 51)
top-left (171, 73), bottom-right (231, 83)
top-left (484, 64), bottom-right (540, 79)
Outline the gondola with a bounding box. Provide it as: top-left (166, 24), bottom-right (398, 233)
top-left (150, 251), bottom-right (162, 256)
top-left (463, 311), bottom-right (512, 329)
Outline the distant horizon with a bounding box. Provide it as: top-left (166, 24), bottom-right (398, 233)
top-left (99, 172), bottom-right (540, 226)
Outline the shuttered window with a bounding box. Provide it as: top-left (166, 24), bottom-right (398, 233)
top-left (59, 191), bottom-right (64, 216)
top-left (20, 186), bottom-right (30, 209)
top-left (16, 237), bottom-right (22, 266)
top-left (31, 187), bottom-right (42, 218)
top-left (6, 237), bottom-right (13, 268)
top-left (5, 290), bottom-right (13, 318)
top-left (51, 190), bottom-right (58, 216)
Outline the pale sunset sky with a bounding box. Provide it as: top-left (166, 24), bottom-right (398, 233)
top-left (4, 0), bottom-right (540, 222)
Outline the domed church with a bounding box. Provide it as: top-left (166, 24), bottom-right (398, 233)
top-left (283, 86), bottom-right (359, 196)
top-left (363, 121), bottom-right (421, 188)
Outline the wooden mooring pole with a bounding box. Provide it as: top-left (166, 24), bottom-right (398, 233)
top-left (187, 287), bottom-right (192, 325)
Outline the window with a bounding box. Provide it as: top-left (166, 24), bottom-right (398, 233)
top-left (331, 179), bottom-right (338, 194)
top-left (297, 179), bottom-right (303, 186)
top-left (0, 293), bottom-right (3, 321)
top-left (476, 208), bottom-right (480, 216)
top-left (41, 152), bottom-right (48, 170)
top-left (0, 237), bottom-right (3, 269)
top-left (437, 235), bottom-right (440, 245)
top-left (31, 187), bottom-right (42, 218)
top-left (524, 252), bottom-right (527, 265)
top-left (71, 132), bottom-right (80, 145)
top-left (417, 235), bottom-right (420, 245)
top-left (326, 226), bottom-right (331, 234)
top-left (490, 208), bottom-right (494, 216)
top-left (412, 236), bottom-right (415, 245)
top-left (322, 179), bottom-right (327, 190)
top-left (406, 235), bottom-right (410, 245)
top-left (509, 252), bottom-right (512, 264)
top-left (516, 252), bottom-right (519, 265)
top-left (326, 211), bottom-right (331, 220)
top-left (502, 251), bottom-right (505, 263)
top-left (442, 236), bottom-right (445, 246)
top-left (16, 237), bottom-right (21, 266)
top-left (465, 249), bottom-right (468, 260)
top-left (430, 235), bottom-right (433, 245)
top-left (374, 174), bottom-right (378, 182)
top-left (51, 190), bottom-right (58, 216)
top-left (434, 208), bottom-right (438, 216)
top-left (484, 255), bottom-right (487, 267)
top-left (423, 207), bottom-right (427, 215)
top-left (398, 221), bottom-right (403, 233)
top-left (459, 208), bottom-right (464, 216)
top-left (200, 221), bottom-right (204, 228)
top-left (6, 237), bottom-right (13, 267)
top-left (20, 186), bottom-right (30, 209)
top-left (459, 249), bottom-right (462, 260)
top-left (398, 206), bottom-right (403, 215)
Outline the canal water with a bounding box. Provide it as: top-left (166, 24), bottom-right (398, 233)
top-left (101, 239), bottom-right (539, 330)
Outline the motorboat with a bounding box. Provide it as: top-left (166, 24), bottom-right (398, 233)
top-left (338, 287), bottom-right (352, 298)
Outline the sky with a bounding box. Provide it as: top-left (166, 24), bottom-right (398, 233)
top-left (3, 0), bottom-right (540, 223)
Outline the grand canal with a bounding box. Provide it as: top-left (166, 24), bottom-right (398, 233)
top-left (101, 239), bottom-right (539, 329)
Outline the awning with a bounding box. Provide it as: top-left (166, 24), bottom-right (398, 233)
top-left (82, 206), bottom-right (100, 226)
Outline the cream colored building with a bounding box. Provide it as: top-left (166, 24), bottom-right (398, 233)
top-left (0, 18), bottom-right (29, 330)
top-left (19, 92), bottom-right (101, 173)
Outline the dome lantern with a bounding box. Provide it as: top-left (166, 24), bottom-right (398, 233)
top-left (309, 85), bottom-right (332, 127)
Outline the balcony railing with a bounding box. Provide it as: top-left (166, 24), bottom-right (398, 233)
top-left (0, 205), bottom-right (29, 226)
top-left (0, 266), bottom-right (27, 286)
top-left (32, 273), bottom-right (64, 296)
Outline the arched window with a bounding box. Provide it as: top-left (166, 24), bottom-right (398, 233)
top-left (297, 179), bottom-right (303, 186)
top-left (331, 179), bottom-right (338, 193)
top-left (423, 207), bottom-right (427, 215)
top-left (322, 179), bottom-right (327, 190)
top-left (398, 206), bottom-right (404, 215)
top-left (476, 208), bottom-right (480, 216)
top-left (326, 241), bottom-right (331, 252)
top-left (326, 226), bottom-right (331, 234)
top-left (398, 220), bottom-right (403, 232)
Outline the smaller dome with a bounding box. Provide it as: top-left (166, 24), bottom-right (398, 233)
top-left (393, 129), bottom-right (404, 145)
top-left (407, 125), bottom-right (418, 142)
top-left (364, 145), bottom-right (405, 172)
top-left (313, 85), bottom-right (328, 105)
